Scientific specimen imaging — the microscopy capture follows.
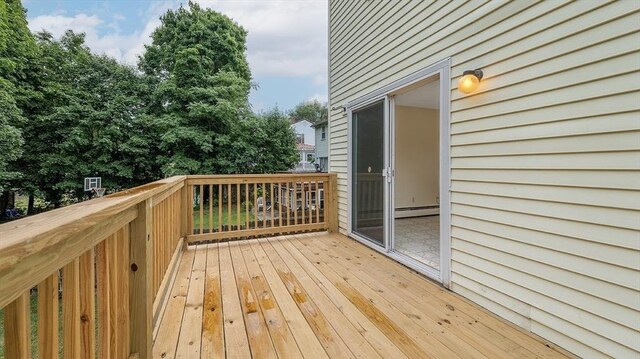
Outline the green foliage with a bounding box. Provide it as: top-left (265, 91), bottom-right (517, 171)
top-left (229, 108), bottom-right (299, 173)
top-left (288, 99), bottom-right (328, 124)
top-left (141, 1), bottom-right (253, 176)
top-left (0, 80), bottom-right (24, 192)
top-left (12, 31), bottom-right (157, 205)
top-left (1, 0), bottom-right (300, 214)
top-left (0, 0), bottom-right (37, 193)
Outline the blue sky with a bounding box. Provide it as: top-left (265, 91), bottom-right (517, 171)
top-left (23, 0), bottom-right (328, 112)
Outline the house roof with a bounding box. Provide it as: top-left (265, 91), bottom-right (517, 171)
top-left (312, 119), bottom-right (328, 127)
top-left (296, 143), bottom-right (315, 151)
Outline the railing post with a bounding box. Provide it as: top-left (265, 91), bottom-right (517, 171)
top-left (181, 180), bottom-right (189, 239)
top-left (328, 173), bottom-right (339, 233)
top-left (129, 198), bottom-right (153, 358)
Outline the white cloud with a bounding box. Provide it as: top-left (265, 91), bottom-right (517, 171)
top-left (27, 3), bottom-right (171, 66)
top-left (195, 0), bottom-right (328, 82)
top-left (29, 13), bottom-right (103, 36)
top-left (29, 15), bottom-right (142, 65)
top-left (27, 0), bottom-right (328, 83)
top-left (307, 93), bottom-right (328, 103)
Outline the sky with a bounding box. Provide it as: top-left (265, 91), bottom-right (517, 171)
top-left (23, 0), bottom-right (328, 112)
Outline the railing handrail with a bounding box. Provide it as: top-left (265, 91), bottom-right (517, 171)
top-left (186, 173), bottom-right (332, 185)
top-left (0, 175), bottom-right (185, 309)
top-left (186, 173), bottom-right (330, 179)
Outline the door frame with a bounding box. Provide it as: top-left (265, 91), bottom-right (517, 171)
top-left (346, 96), bottom-right (391, 250)
top-left (345, 58), bottom-right (452, 287)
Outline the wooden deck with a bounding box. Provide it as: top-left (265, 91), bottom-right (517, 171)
top-left (153, 232), bottom-right (571, 358)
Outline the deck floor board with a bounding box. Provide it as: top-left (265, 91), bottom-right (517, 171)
top-left (153, 232), bottom-right (571, 358)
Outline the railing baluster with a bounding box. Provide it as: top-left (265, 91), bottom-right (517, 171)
top-left (5, 292), bottom-right (31, 358)
top-left (38, 272), bottom-right (59, 359)
top-left (227, 184), bottom-right (231, 232)
top-left (253, 183), bottom-right (258, 229)
top-left (262, 182), bottom-right (266, 229)
top-left (270, 182), bottom-right (274, 228)
top-left (199, 185), bottom-right (204, 234)
top-left (118, 227), bottom-right (130, 358)
top-left (188, 184), bottom-right (194, 235)
top-left (153, 204), bottom-right (159, 295)
top-left (108, 231), bottom-right (120, 356)
top-left (218, 184), bottom-right (223, 233)
top-left (209, 184), bottom-right (213, 234)
top-left (96, 239), bottom-right (111, 359)
top-left (237, 183), bottom-right (241, 231)
top-left (323, 180), bottom-right (328, 225)
top-left (278, 182), bottom-right (282, 227)
top-left (301, 181), bottom-right (306, 226)
top-left (245, 183), bottom-right (249, 230)
top-left (63, 258), bottom-right (81, 358)
top-left (293, 182), bottom-right (298, 226)
top-left (79, 248), bottom-right (96, 358)
top-left (315, 181), bottom-right (320, 224)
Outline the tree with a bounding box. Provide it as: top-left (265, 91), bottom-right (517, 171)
top-left (288, 99), bottom-right (328, 124)
top-left (0, 0), bottom-right (37, 213)
top-left (140, 1), bottom-right (252, 176)
top-left (228, 108), bottom-right (299, 173)
top-left (0, 80), bottom-right (24, 193)
top-left (27, 31), bottom-right (156, 205)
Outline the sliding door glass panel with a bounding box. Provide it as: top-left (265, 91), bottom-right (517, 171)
top-left (352, 100), bottom-right (385, 246)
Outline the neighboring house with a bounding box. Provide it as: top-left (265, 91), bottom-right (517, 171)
top-left (312, 119), bottom-right (329, 172)
top-left (291, 119), bottom-right (316, 172)
top-left (295, 143), bottom-right (315, 172)
top-left (329, 1), bottom-right (639, 358)
top-left (290, 119), bottom-right (315, 147)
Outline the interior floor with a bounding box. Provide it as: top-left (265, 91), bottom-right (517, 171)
top-left (394, 215), bottom-right (440, 269)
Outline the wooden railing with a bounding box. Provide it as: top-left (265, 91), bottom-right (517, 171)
top-left (0, 173), bottom-right (337, 358)
top-left (186, 173), bottom-right (338, 244)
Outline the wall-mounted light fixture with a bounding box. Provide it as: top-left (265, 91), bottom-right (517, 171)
top-left (458, 69), bottom-right (483, 94)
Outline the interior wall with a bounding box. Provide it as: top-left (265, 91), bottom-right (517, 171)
top-left (394, 105), bottom-right (439, 216)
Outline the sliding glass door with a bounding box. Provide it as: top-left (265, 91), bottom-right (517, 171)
top-left (346, 60), bottom-right (451, 285)
top-left (351, 100), bottom-right (387, 246)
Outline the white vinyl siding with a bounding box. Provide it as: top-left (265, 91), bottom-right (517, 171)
top-left (328, 1), bottom-right (640, 358)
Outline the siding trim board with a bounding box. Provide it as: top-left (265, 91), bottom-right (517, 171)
top-left (329, 1), bottom-right (640, 357)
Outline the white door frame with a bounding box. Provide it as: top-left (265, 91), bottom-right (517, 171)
top-left (345, 58), bottom-right (452, 288)
top-left (346, 96), bottom-right (390, 250)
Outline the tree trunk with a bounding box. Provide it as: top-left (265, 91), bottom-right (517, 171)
top-left (0, 191), bottom-right (9, 218)
top-left (28, 194), bottom-right (34, 215)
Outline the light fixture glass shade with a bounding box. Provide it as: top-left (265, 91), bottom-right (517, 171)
top-left (458, 74), bottom-right (480, 94)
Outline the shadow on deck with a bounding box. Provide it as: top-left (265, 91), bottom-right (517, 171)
top-left (153, 232), bottom-right (570, 358)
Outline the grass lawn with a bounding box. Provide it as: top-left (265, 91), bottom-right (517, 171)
top-left (192, 205), bottom-right (255, 230)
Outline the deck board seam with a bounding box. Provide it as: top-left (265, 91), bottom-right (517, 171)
top-left (283, 235), bottom-right (436, 359)
top-left (223, 242), bottom-right (254, 358)
top-left (329, 233), bottom-right (569, 358)
top-left (239, 239), bottom-right (304, 358)
top-left (250, 237), bottom-right (330, 359)
top-left (300, 234), bottom-right (495, 358)
top-left (265, 235), bottom-right (362, 359)
top-left (259, 237), bottom-right (352, 358)
top-left (275, 235), bottom-right (409, 359)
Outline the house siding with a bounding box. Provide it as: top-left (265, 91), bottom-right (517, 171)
top-left (314, 125), bottom-right (329, 159)
top-left (314, 125), bottom-right (329, 172)
top-left (328, 1), bottom-right (640, 358)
